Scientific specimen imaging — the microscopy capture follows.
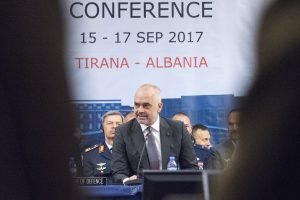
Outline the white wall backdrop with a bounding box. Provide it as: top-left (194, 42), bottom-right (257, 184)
top-left (62, 0), bottom-right (272, 106)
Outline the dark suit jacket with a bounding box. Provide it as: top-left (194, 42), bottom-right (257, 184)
top-left (111, 117), bottom-right (198, 183)
top-left (215, 139), bottom-right (235, 167)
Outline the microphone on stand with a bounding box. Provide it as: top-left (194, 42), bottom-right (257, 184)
top-left (137, 134), bottom-right (148, 178)
top-left (124, 134), bottom-right (148, 185)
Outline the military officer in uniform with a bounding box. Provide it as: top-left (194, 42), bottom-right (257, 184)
top-left (82, 111), bottom-right (124, 182)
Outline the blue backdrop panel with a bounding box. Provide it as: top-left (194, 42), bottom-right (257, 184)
top-left (73, 94), bottom-right (242, 148)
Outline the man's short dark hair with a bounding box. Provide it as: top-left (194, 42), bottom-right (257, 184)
top-left (192, 124), bottom-right (209, 136)
top-left (228, 109), bottom-right (240, 116)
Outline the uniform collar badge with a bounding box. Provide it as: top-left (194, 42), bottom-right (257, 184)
top-left (99, 144), bottom-right (105, 153)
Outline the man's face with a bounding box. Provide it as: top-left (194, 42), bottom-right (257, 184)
top-left (172, 115), bottom-right (192, 134)
top-left (228, 111), bottom-right (240, 142)
top-left (103, 115), bottom-right (123, 140)
top-left (194, 129), bottom-right (211, 148)
top-left (134, 88), bottom-right (162, 126)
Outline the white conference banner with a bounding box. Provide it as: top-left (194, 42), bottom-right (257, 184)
top-left (62, 0), bottom-right (272, 106)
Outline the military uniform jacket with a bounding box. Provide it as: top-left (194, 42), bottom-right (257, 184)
top-left (82, 143), bottom-right (112, 178)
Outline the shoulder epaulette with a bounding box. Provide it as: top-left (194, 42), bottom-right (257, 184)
top-left (84, 144), bottom-right (99, 152)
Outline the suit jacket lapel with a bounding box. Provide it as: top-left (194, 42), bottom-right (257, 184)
top-left (131, 120), bottom-right (150, 169)
top-left (160, 117), bottom-right (172, 169)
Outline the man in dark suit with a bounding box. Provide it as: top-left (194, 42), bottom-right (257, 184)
top-left (215, 109), bottom-right (240, 168)
top-left (111, 84), bottom-right (198, 184)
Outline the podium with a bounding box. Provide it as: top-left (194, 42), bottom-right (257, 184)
top-left (78, 170), bottom-right (221, 200)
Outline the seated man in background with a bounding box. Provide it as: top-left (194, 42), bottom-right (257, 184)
top-left (82, 111), bottom-right (124, 181)
top-left (193, 124), bottom-right (223, 170)
top-left (111, 84), bottom-right (198, 184)
top-left (192, 124), bottom-right (212, 169)
top-left (171, 112), bottom-right (193, 135)
top-left (215, 109), bottom-right (240, 168)
top-left (124, 111), bottom-right (135, 122)
top-left (171, 112), bottom-right (194, 144)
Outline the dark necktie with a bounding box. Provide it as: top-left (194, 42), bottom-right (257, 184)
top-left (145, 126), bottom-right (160, 169)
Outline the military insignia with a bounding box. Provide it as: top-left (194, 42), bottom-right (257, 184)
top-left (84, 144), bottom-right (99, 152)
top-left (99, 144), bottom-right (105, 153)
top-left (96, 163), bottom-right (107, 173)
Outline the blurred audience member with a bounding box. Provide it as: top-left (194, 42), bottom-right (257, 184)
top-left (217, 1), bottom-right (300, 199)
top-left (171, 112), bottom-right (194, 144)
top-left (215, 109), bottom-right (240, 168)
top-left (82, 111), bottom-right (124, 181)
top-left (124, 111), bottom-right (135, 122)
top-left (192, 124), bottom-right (212, 169)
top-left (171, 112), bottom-right (193, 135)
top-left (0, 1), bottom-right (83, 199)
top-left (69, 127), bottom-right (83, 176)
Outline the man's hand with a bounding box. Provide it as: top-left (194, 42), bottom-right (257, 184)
top-left (123, 175), bottom-right (137, 184)
top-left (127, 175), bottom-right (137, 181)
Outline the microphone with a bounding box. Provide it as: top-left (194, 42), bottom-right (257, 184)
top-left (124, 134), bottom-right (148, 185)
top-left (136, 134), bottom-right (148, 178)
